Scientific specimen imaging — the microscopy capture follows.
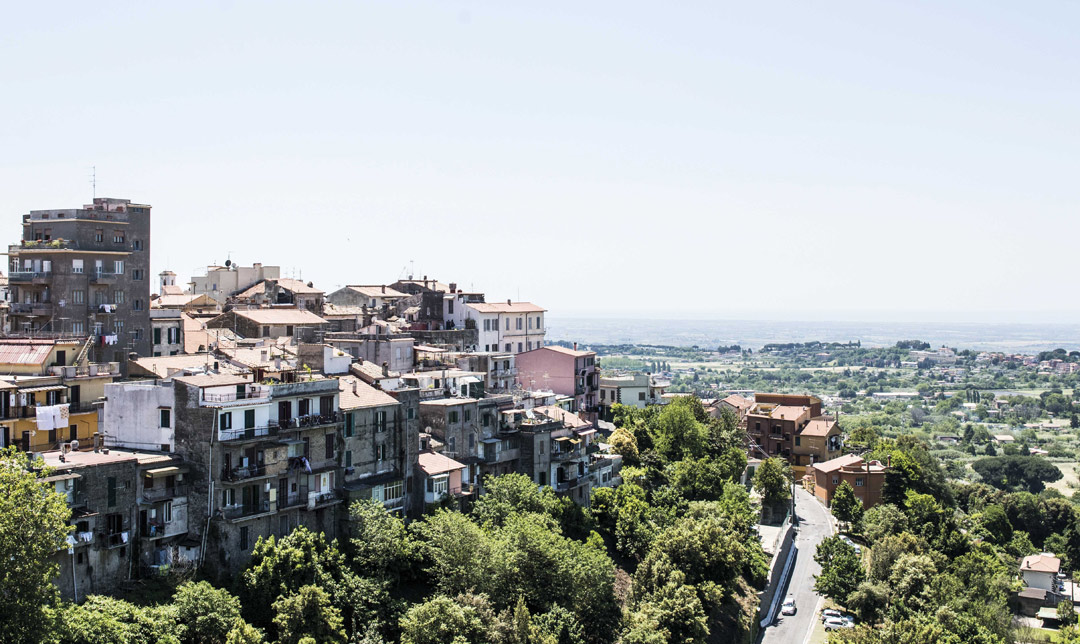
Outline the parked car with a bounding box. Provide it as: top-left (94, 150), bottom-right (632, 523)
top-left (839, 535), bottom-right (862, 555)
top-left (824, 616), bottom-right (853, 631)
top-left (782, 597), bottom-right (797, 616)
top-left (822, 609), bottom-right (842, 621)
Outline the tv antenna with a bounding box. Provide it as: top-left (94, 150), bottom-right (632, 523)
top-left (89, 166), bottom-right (96, 199)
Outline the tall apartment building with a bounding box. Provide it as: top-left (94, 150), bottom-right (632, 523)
top-left (7, 198), bottom-right (152, 360)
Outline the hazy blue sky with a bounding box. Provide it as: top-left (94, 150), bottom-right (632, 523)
top-left (2, 2), bottom-right (1077, 322)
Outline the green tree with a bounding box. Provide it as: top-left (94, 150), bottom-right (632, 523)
top-left (224, 620), bottom-right (265, 644)
top-left (348, 498), bottom-right (415, 583)
top-left (650, 399), bottom-right (708, 462)
top-left (846, 580), bottom-right (889, 623)
top-left (813, 535), bottom-right (865, 605)
top-left (976, 504), bottom-right (1013, 545)
top-left (831, 481), bottom-right (864, 526)
top-left (172, 581), bottom-right (244, 644)
top-left (972, 455), bottom-right (1063, 492)
top-left (271, 585), bottom-right (345, 644)
top-left (753, 457), bottom-right (792, 507)
top-left (1062, 600), bottom-right (1078, 626)
top-left (861, 503), bottom-right (909, 544)
top-left (399, 594), bottom-right (494, 644)
top-left (0, 446), bottom-right (72, 644)
top-left (624, 580), bottom-right (708, 644)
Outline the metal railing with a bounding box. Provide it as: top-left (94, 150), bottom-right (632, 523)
top-left (222, 500), bottom-right (270, 520)
top-left (277, 412), bottom-right (343, 429)
top-left (279, 486), bottom-right (311, 509)
top-left (95, 529), bottom-right (130, 548)
top-left (8, 271), bottom-right (52, 282)
top-left (551, 448), bottom-right (582, 461)
top-left (221, 465), bottom-right (268, 481)
top-left (204, 389), bottom-right (270, 403)
top-left (219, 425), bottom-right (279, 442)
top-left (142, 484), bottom-right (189, 502)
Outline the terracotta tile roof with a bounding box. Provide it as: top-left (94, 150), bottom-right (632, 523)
top-left (466, 302), bottom-right (546, 314)
top-left (234, 281), bottom-right (267, 299)
top-left (1021, 554), bottom-right (1061, 574)
top-left (396, 279), bottom-right (450, 293)
top-left (234, 309), bottom-right (327, 325)
top-left (348, 285), bottom-right (407, 299)
top-left (809, 453), bottom-right (864, 473)
top-left (800, 418), bottom-right (838, 437)
top-left (322, 303), bottom-right (365, 317)
top-left (721, 394), bottom-right (754, 411)
top-left (538, 345), bottom-right (595, 357)
top-left (534, 405), bottom-right (591, 429)
top-left (274, 278), bottom-right (323, 294)
top-left (418, 450), bottom-right (466, 475)
top-left (161, 284), bottom-right (185, 296)
top-left (338, 376), bottom-right (398, 409)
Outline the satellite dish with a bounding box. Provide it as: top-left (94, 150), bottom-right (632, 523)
top-left (225, 259), bottom-right (232, 267)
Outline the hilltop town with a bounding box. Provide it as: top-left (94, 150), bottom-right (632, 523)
top-left (4, 198), bottom-right (1080, 644)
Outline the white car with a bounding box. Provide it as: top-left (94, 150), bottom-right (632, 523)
top-left (781, 598), bottom-right (797, 616)
top-left (824, 616), bottom-right (853, 631)
top-left (839, 535), bottom-right (862, 555)
top-left (822, 609), bottom-right (842, 621)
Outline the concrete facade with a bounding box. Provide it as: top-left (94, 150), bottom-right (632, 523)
top-left (8, 197), bottom-right (152, 359)
top-left (516, 345), bottom-right (598, 414)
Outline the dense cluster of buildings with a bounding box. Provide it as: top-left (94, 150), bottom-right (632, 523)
top-left (0, 197), bottom-right (876, 601)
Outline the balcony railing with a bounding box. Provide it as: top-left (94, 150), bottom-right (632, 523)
top-left (219, 425), bottom-right (279, 442)
top-left (204, 388), bottom-right (271, 403)
top-left (280, 486), bottom-right (311, 509)
top-left (8, 271), bottom-right (52, 282)
top-left (551, 448), bottom-right (582, 461)
top-left (222, 500), bottom-right (271, 520)
top-left (221, 465), bottom-right (268, 482)
top-left (89, 271), bottom-right (120, 283)
top-left (142, 484), bottom-right (189, 502)
top-left (555, 475), bottom-right (588, 492)
top-left (95, 529), bottom-right (130, 549)
top-left (277, 411), bottom-right (344, 430)
top-left (10, 302), bottom-right (52, 315)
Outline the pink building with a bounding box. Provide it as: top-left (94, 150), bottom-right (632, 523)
top-left (516, 344), bottom-right (598, 415)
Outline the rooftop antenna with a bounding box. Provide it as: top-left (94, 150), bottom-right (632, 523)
top-left (89, 166), bottom-right (96, 199)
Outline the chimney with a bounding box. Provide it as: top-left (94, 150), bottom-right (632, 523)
top-left (213, 361), bottom-right (219, 371)
top-left (381, 285), bottom-right (386, 293)
top-left (573, 342), bottom-right (578, 351)
top-left (450, 282), bottom-right (457, 293)
top-left (260, 350), bottom-right (268, 362)
top-left (382, 361), bottom-right (389, 376)
top-left (507, 299), bottom-right (512, 305)
top-left (352, 380), bottom-right (358, 394)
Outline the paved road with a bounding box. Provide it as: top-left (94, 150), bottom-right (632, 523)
top-left (760, 487), bottom-right (834, 644)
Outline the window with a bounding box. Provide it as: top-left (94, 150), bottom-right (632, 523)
top-left (464, 409), bottom-right (471, 422)
top-left (384, 480), bottom-right (403, 501)
top-left (377, 444), bottom-right (386, 461)
top-left (538, 440), bottom-right (544, 454)
top-left (795, 436), bottom-right (801, 446)
top-left (48, 428), bottom-right (56, 444)
top-left (132, 239), bottom-right (142, 251)
top-left (377, 411), bottom-right (387, 432)
top-left (262, 326), bottom-right (270, 338)
top-left (505, 318), bottom-right (510, 331)
top-left (133, 299), bottom-right (143, 311)
top-left (72, 322), bottom-right (84, 334)
top-left (855, 477), bottom-right (865, 487)
top-left (244, 409), bottom-right (255, 429)
top-left (72, 289), bottom-right (85, 304)
top-left (482, 413), bottom-right (490, 427)
top-left (483, 319), bottom-right (490, 331)
top-left (72, 259), bottom-right (83, 274)
top-left (529, 317), bottom-right (533, 329)
top-left (168, 327), bottom-right (179, 344)
top-left (107, 477), bottom-right (117, 507)
top-left (538, 472), bottom-right (546, 486)
top-left (94, 229), bottom-right (103, 243)
top-left (449, 410), bottom-right (459, 423)
top-left (325, 433), bottom-right (335, 459)
top-left (134, 329), bottom-right (143, 341)
top-left (344, 413), bottom-right (354, 437)
top-left (132, 269), bottom-right (143, 281)
top-left (220, 412), bottom-right (232, 430)
top-left (164, 501), bottom-right (172, 523)
top-left (517, 343), bottom-right (523, 353)
top-left (113, 231), bottom-right (125, 244)
top-left (345, 450), bottom-right (352, 467)
top-left (159, 409), bottom-right (170, 428)
top-left (153, 328), bottom-right (161, 344)
top-left (433, 476), bottom-right (448, 496)
top-left (505, 343), bottom-right (511, 352)
top-left (114, 290), bottom-right (124, 304)
top-left (223, 488), bottom-right (235, 507)
top-left (536, 316), bottom-right (542, 329)
top-left (407, 407), bottom-right (415, 420)
top-left (527, 342), bottom-right (532, 351)
top-left (600, 390), bottom-right (606, 400)
top-left (240, 526), bottom-right (249, 550)
top-left (832, 476), bottom-right (839, 485)
top-left (638, 391), bottom-right (646, 401)
top-left (114, 260), bottom-right (124, 274)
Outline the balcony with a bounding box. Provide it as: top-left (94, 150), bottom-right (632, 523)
top-left (142, 484), bottom-right (189, 502)
top-left (551, 448), bottom-right (582, 462)
top-left (279, 486), bottom-right (310, 510)
top-left (492, 368), bottom-right (518, 379)
top-left (223, 500), bottom-right (271, 521)
top-left (9, 302), bottom-right (52, 316)
top-left (203, 387), bottom-right (271, 403)
top-left (554, 475), bottom-right (588, 492)
top-left (277, 411), bottom-right (344, 431)
top-left (10, 239), bottom-right (78, 253)
top-left (219, 425), bottom-right (279, 442)
top-left (96, 529), bottom-right (130, 549)
top-left (89, 271), bottom-right (120, 284)
top-left (8, 271), bottom-right (52, 283)
top-left (221, 464), bottom-right (271, 482)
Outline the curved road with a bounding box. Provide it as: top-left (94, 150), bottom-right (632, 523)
top-left (760, 486), bottom-right (834, 644)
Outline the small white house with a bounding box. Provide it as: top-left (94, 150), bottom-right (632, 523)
top-left (1020, 553), bottom-right (1061, 592)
